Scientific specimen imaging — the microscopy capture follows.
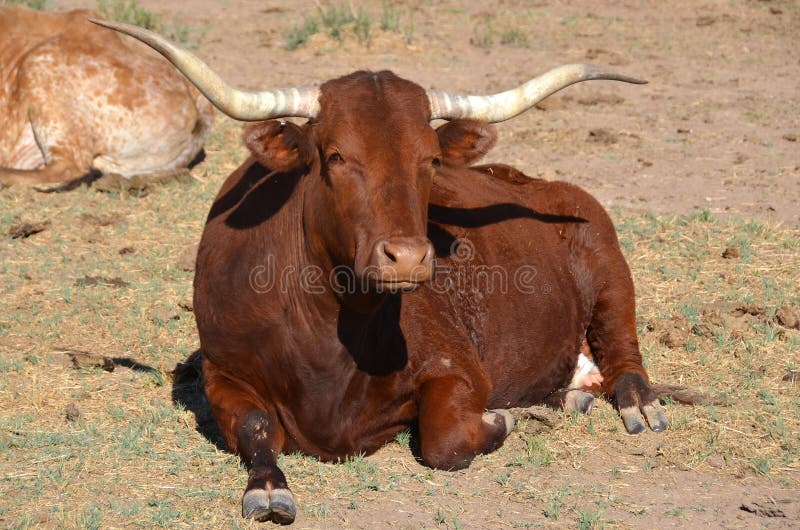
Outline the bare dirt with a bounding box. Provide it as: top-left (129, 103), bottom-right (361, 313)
top-left (4, 0), bottom-right (799, 528)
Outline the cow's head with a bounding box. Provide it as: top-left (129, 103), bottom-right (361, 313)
top-left (241, 73), bottom-right (501, 293)
top-left (92, 20), bottom-right (645, 294)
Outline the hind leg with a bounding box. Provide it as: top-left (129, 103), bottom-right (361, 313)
top-left (587, 252), bottom-right (667, 434)
top-left (543, 340), bottom-right (603, 415)
top-left (0, 160), bottom-right (88, 187)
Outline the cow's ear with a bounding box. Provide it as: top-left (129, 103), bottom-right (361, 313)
top-left (244, 120), bottom-right (315, 173)
top-left (436, 119), bottom-right (497, 166)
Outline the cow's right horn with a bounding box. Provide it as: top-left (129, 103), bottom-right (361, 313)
top-left (427, 64), bottom-right (646, 123)
top-left (90, 19), bottom-right (320, 121)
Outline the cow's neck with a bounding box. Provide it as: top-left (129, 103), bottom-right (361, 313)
top-left (293, 185), bottom-right (403, 369)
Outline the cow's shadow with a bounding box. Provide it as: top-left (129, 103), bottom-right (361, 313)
top-left (170, 349), bottom-right (227, 452)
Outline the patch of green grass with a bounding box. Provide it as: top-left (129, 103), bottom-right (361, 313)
top-left (393, 429), bottom-right (411, 447)
top-left (523, 434), bottom-right (554, 467)
top-left (283, 3), bottom-right (416, 50)
top-left (470, 18), bottom-right (494, 48)
top-left (380, 1), bottom-right (399, 31)
top-left (96, 0), bottom-right (203, 48)
top-left (500, 27), bottom-right (528, 47)
top-left (577, 508), bottom-right (606, 529)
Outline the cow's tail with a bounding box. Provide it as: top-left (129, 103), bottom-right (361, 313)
top-left (651, 384), bottom-right (728, 406)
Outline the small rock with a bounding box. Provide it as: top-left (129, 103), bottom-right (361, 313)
top-left (177, 244), bottom-right (199, 271)
top-left (769, 7), bottom-right (783, 14)
top-left (65, 403), bottom-right (83, 422)
top-left (782, 133), bottom-right (797, 142)
top-left (775, 306), bottom-right (799, 329)
top-left (118, 246), bottom-right (135, 255)
top-left (638, 158), bottom-right (653, 167)
top-left (722, 247), bottom-right (740, 259)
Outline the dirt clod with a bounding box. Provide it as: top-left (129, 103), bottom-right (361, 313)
top-left (118, 246), bottom-right (135, 255)
top-left (65, 403), bottom-right (83, 422)
top-left (722, 247), bottom-right (740, 258)
top-left (740, 501), bottom-right (785, 518)
top-left (696, 15), bottom-right (717, 26)
top-left (783, 133), bottom-right (797, 142)
top-left (8, 220), bottom-right (50, 239)
top-left (587, 128), bottom-right (618, 144)
top-left (775, 306), bottom-right (799, 329)
top-left (60, 349), bottom-right (115, 372)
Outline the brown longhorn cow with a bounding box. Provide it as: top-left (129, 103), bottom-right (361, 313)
top-left (97, 20), bottom-right (668, 525)
top-left (0, 7), bottom-right (213, 188)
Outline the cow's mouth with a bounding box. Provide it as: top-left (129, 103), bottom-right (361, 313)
top-left (371, 279), bottom-right (424, 293)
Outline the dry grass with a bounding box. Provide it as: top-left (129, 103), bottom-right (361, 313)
top-left (1, 115), bottom-right (798, 528)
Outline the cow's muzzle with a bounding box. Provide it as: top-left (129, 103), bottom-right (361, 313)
top-left (367, 237), bottom-right (434, 292)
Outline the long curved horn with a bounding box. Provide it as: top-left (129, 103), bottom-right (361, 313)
top-left (89, 19), bottom-right (320, 121)
top-left (427, 63), bottom-right (646, 123)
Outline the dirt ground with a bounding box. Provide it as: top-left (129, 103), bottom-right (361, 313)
top-left (60, 0), bottom-right (800, 227)
top-left (1, 0), bottom-right (798, 528)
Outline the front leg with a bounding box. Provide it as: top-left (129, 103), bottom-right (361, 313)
top-left (417, 374), bottom-right (513, 470)
top-left (203, 358), bottom-right (295, 523)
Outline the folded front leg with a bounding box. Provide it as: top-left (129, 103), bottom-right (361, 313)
top-left (417, 374), bottom-right (513, 470)
top-left (203, 359), bottom-right (296, 524)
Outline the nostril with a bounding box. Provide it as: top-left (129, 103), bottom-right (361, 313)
top-left (383, 245), bottom-right (398, 263)
top-left (422, 242), bottom-right (434, 265)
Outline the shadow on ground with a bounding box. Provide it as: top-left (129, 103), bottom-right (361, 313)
top-left (170, 349), bottom-right (227, 451)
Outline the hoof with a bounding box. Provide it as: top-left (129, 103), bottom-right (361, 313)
top-left (615, 373), bottom-right (669, 434)
top-left (642, 400), bottom-right (668, 432)
top-left (620, 406), bottom-right (647, 434)
top-left (564, 390), bottom-right (595, 415)
top-left (484, 409), bottom-right (515, 436)
top-left (243, 488), bottom-right (296, 524)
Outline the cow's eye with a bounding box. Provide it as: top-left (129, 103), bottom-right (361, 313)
top-left (431, 157), bottom-right (442, 168)
top-left (327, 152), bottom-right (344, 164)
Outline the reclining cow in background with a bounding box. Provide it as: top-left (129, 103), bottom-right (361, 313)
top-left (98, 20), bottom-right (668, 525)
top-left (0, 6), bottom-right (213, 188)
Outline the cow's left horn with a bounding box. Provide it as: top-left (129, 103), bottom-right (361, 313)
top-left (427, 64), bottom-right (646, 123)
top-left (89, 19), bottom-right (320, 121)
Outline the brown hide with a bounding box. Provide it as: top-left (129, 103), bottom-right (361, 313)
top-left (193, 70), bottom-right (660, 523)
